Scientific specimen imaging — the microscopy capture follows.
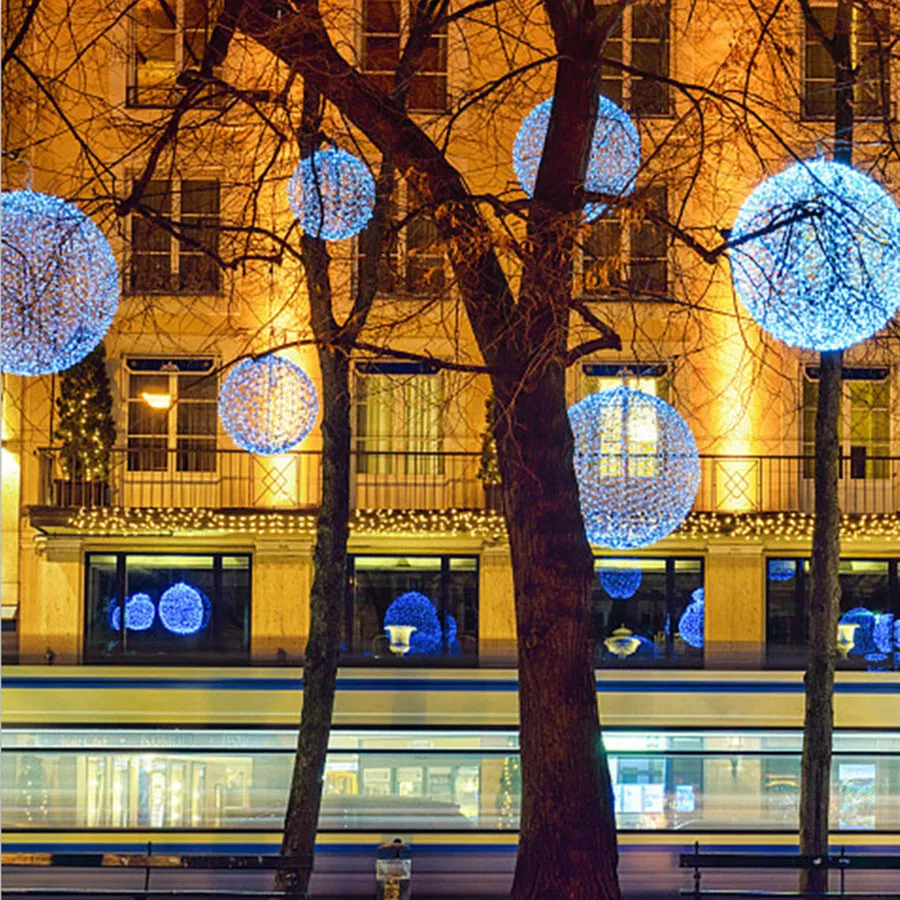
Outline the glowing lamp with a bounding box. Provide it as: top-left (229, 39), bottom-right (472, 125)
top-left (108, 592), bottom-right (156, 632)
top-left (1, 190), bottom-right (119, 376)
top-left (384, 591), bottom-right (442, 655)
top-left (141, 392), bottom-right (172, 410)
top-left (874, 613), bottom-right (894, 654)
top-left (385, 624), bottom-right (417, 655)
top-left (730, 159), bottom-right (900, 351)
top-left (598, 567), bottom-right (643, 600)
top-left (767, 559), bottom-right (797, 582)
top-left (839, 607), bottom-right (876, 656)
top-left (158, 582), bottom-right (210, 636)
top-left (678, 587), bottom-right (705, 649)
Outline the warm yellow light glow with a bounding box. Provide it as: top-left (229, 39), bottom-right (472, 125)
top-left (142, 392), bottom-right (172, 410)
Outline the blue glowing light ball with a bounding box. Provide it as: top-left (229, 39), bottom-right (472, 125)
top-left (568, 386), bottom-right (700, 550)
top-left (512, 96), bottom-right (641, 221)
top-left (730, 159), bottom-right (900, 351)
top-left (108, 593), bottom-right (156, 632)
top-left (444, 612), bottom-right (458, 645)
top-left (873, 613), bottom-right (894, 654)
top-left (839, 606), bottom-right (877, 656)
top-left (679, 587), bottom-right (705, 649)
top-left (895, 618), bottom-right (900, 649)
top-left (767, 559), bottom-right (797, 582)
top-left (384, 591), bottom-right (442, 655)
top-left (1, 190), bottom-right (119, 376)
top-left (287, 148), bottom-right (375, 241)
top-left (158, 582), bottom-right (210, 636)
top-left (219, 354), bottom-right (319, 455)
top-left (598, 567), bottom-right (643, 600)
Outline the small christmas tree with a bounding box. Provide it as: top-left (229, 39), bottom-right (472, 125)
top-left (55, 343), bottom-right (116, 482)
top-left (477, 396), bottom-right (501, 487)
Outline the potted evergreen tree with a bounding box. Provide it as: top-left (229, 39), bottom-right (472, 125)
top-left (54, 343), bottom-right (116, 506)
top-left (477, 396), bottom-right (503, 511)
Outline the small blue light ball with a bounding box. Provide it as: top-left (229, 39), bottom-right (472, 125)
top-left (219, 354), bottom-right (319, 456)
top-left (288, 148), bottom-right (376, 241)
top-left (384, 591), bottom-right (442, 655)
top-left (598, 567), bottom-right (643, 600)
top-left (730, 159), bottom-right (900, 351)
top-left (1, 190), bottom-right (119, 376)
top-left (158, 582), bottom-right (210, 636)
top-left (512, 96), bottom-right (641, 221)
top-left (873, 613), bottom-right (894, 654)
top-left (679, 587), bottom-right (705, 649)
top-left (569, 385), bottom-right (700, 550)
top-left (767, 559), bottom-right (797, 582)
top-left (108, 593), bottom-right (156, 632)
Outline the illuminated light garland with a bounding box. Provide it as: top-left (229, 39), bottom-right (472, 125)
top-left (287, 148), bottom-right (375, 241)
top-left (219, 355), bottom-right (319, 455)
top-left (678, 587), bottom-right (705, 649)
top-left (598, 567), bottom-right (643, 600)
top-left (384, 591), bottom-right (442, 655)
top-left (108, 592), bottom-right (156, 632)
top-left (874, 613), bottom-right (894, 654)
top-left (1, 190), bottom-right (119, 376)
top-left (158, 582), bottom-right (210, 636)
top-left (767, 558), bottom-right (797, 582)
top-left (569, 386), bottom-right (700, 550)
top-left (730, 159), bottom-right (900, 351)
top-left (839, 606), bottom-right (876, 656)
top-left (512, 96), bottom-right (641, 221)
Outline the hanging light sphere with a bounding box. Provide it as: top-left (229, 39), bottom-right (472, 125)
top-left (679, 587), bottom-right (705, 649)
top-left (108, 593), bottom-right (156, 632)
top-left (598, 567), bottom-right (643, 600)
top-left (730, 159), bottom-right (900, 351)
top-left (219, 354), bottom-right (319, 456)
top-left (384, 591), bottom-right (442, 655)
top-left (1, 190), bottom-right (119, 376)
top-left (158, 582), bottom-right (210, 636)
top-left (767, 559), bottom-right (797, 582)
top-left (512, 96), bottom-right (641, 221)
top-left (569, 385), bottom-right (700, 550)
top-left (287, 147), bottom-right (376, 241)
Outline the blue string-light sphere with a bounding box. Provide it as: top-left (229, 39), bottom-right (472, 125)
top-left (678, 587), bottom-right (705, 649)
top-left (767, 559), bottom-right (797, 582)
top-left (512, 96), bottom-right (641, 221)
top-left (730, 159), bottom-right (900, 351)
top-left (839, 606), bottom-right (876, 656)
top-left (158, 582), bottom-right (210, 636)
top-left (108, 593), bottom-right (156, 632)
top-left (569, 386), bottom-right (700, 550)
top-left (384, 591), bottom-right (442, 655)
top-left (219, 354), bottom-right (319, 456)
top-left (287, 148), bottom-right (375, 241)
top-left (598, 567), bottom-right (643, 600)
top-left (1, 190), bottom-right (119, 376)
top-left (874, 613), bottom-right (894, 654)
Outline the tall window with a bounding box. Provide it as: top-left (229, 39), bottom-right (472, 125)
top-left (355, 362), bottom-right (444, 474)
top-left (129, 179), bottom-right (221, 295)
top-left (802, 4), bottom-right (889, 120)
top-left (361, 0), bottom-right (448, 112)
top-left (126, 358), bottom-right (217, 473)
top-left (599, 2), bottom-right (671, 116)
top-left (802, 367), bottom-right (891, 479)
top-left (128, 0), bottom-right (218, 107)
top-left (582, 186), bottom-right (669, 298)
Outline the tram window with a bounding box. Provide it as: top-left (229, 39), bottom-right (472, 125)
top-left (346, 555), bottom-right (478, 663)
top-left (84, 553), bottom-right (251, 663)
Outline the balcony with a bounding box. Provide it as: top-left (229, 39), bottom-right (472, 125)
top-left (27, 448), bottom-right (900, 524)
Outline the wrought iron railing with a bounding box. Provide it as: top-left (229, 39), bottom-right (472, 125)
top-left (32, 448), bottom-right (900, 514)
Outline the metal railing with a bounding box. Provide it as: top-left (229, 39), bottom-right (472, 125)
top-left (32, 448), bottom-right (900, 514)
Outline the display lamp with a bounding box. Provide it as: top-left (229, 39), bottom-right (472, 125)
top-left (874, 613), bottom-right (894, 655)
top-left (108, 592), bottom-right (156, 632)
top-left (158, 582), bottom-right (210, 636)
top-left (598, 567), bottom-right (643, 600)
top-left (767, 559), bottom-right (797, 582)
top-left (678, 587), bottom-right (705, 649)
top-left (1, 190), bottom-right (119, 375)
top-left (839, 606), bottom-right (876, 656)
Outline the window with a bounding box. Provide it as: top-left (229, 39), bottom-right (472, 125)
top-left (361, 0), bottom-right (448, 112)
top-left (582, 186), bottom-right (669, 298)
top-left (802, 367), bottom-right (891, 480)
top-left (575, 362), bottom-right (670, 404)
top-left (802, 4), bottom-right (889, 120)
top-left (129, 179), bottom-right (221, 295)
top-left (354, 362), bottom-right (444, 475)
top-left (592, 556), bottom-right (704, 667)
top-left (84, 553), bottom-right (251, 663)
top-left (599, 2), bottom-right (671, 116)
top-left (126, 358), bottom-right (217, 473)
top-left (766, 557), bottom-right (899, 670)
top-left (128, 0), bottom-right (220, 107)
top-left (345, 555), bottom-right (478, 662)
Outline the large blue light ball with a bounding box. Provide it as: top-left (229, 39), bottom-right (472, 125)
top-left (158, 582), bottom-right (210, 636)
top-left (598, 567), bottom-right (643, 600)
top-left (108, 593), bottom-right (156, 632)
top-left (384, 591), bottom-right (442, 655)
top-left (219, 354), bottom-right (319, 455)
top-left (839, 606), bottom-right (876, 656)
top-left (730, 159), bottom-right (900, 351)
top-left (287, 148), bottom-right (375, 241)
top-left (679, 587), bottom-right (705, 649)
top-left (767, 559), bottom-right (797, 582)
top-left (1, 190), bottom-right (119, 376)
top-left (512, 96), bottom-right (641, 221)
top-left (569, 386), bottom-right (700, 550)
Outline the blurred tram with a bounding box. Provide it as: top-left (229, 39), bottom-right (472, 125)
top-left (3, 666), bottom-right (900, 897)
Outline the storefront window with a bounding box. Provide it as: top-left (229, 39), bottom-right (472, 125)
top-left (346, 555), bottom-right (478, 664)
top-left (84, 553), bottom-right (251, 663)
top-left (591, 556), bottom-right (704, 667)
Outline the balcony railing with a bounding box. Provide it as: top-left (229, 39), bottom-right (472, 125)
top-left (32, 448), bottom-right (900, 515)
